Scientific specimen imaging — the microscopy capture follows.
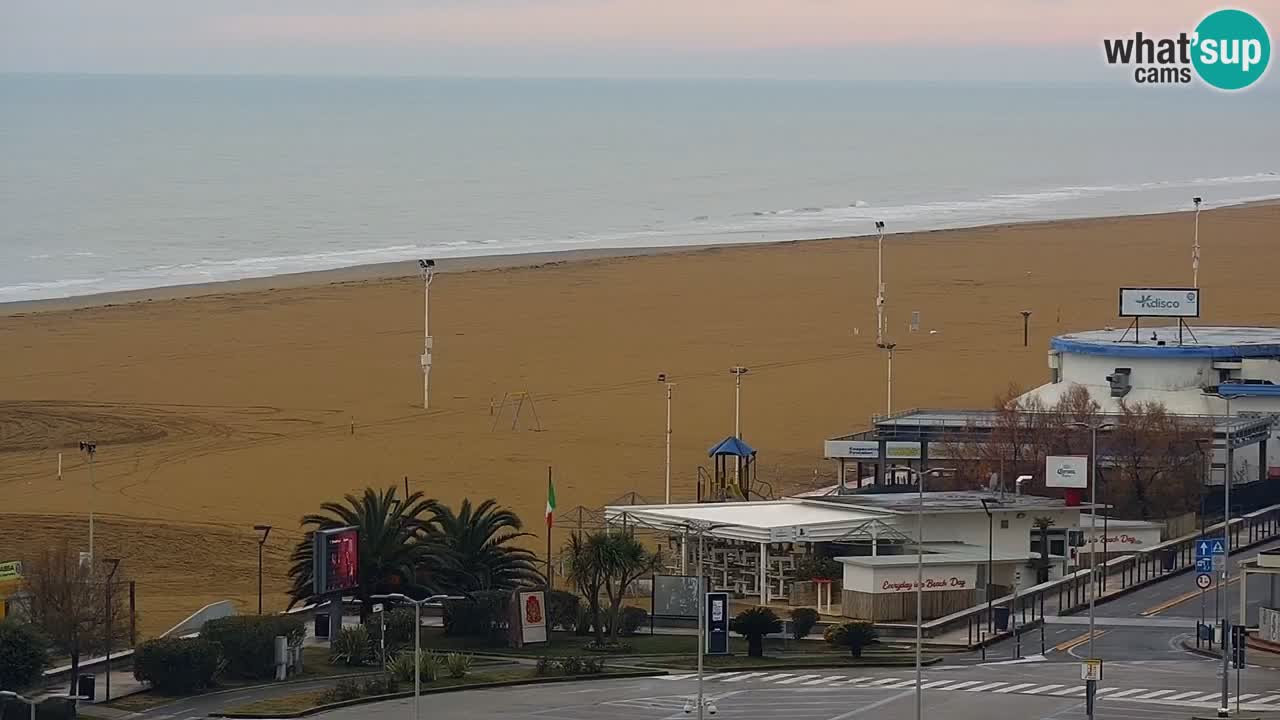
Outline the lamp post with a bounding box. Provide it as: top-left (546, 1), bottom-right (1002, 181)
top-left (658, 374), bottom-right (676, 504)
top-left (1067, 420), bottom-right (1114, 719)
top-left (979, 499), bottom-right (995, 640)
top-left (372, 593), bottom-right (463, 720)
top-left (103, 558), bottom-right (120, 703)
top-left (878, 342), bottom-right (897, 416)
top-left (681, 520), bottom-right (724, 719)
top-left (1020, 311), bottom-right (1032, 347)
top-left (79, 441), bottom-right (97, 570)
top-left (1204, 390), bottom-right (1235, 717)
top-left (254, 525), bottom-right (272, 614)
top-left (418, 259), bottom-right (435, 410)
top-left (890, 465), bottom-right (953, 720)
top-left (874, 220), bottom-right (886, 347)
top-left (729, 366), bottom-right (748, 437)
top-left (1192, 196), bottom-right (1202, 287)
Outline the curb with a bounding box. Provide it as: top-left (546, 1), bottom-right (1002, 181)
top-left (210, 670), bottom-right (667, 718)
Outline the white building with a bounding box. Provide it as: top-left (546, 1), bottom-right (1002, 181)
top-left (1023, 325), bottom-right (1280, 486)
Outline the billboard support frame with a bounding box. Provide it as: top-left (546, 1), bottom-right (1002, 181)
top-left (1117, 288), bottom-right (1201, 346)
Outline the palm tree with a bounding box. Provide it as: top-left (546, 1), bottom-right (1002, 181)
top-left (429, 498), bottom-right (541, 592)
top-left (730, 607), bottom-right (782, 657)
top-left (595, 532), bottom-right (662, 644)
top-left (563, 533), bottom-right (608, 644)
top-left (287, 486), bottom-right (453, 616)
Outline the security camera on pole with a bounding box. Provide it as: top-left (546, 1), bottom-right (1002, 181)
top-left (1192, 196), bottom-right (1203, 287)
top-left (418, 259), bottom-right (435, 410)
top-left (873, 221), bottom-right (895, 417)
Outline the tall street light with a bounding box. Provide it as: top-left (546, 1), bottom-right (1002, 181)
top-left (658, 374), bottom-right (676, 504)
top-left (680, 520), bottom-right (725, 720)
top-left (979, 499), bottom-right (996, 638)
top-left (874, 220), bottom-right (886, 347)
top-left (1205, 389), bottom-right (1236, 718)
top-left (1192, 196), bottom-right (1203, 287)
top-left (418, 259), bottom-right (435, 410)
top-left (372, 593), bottom-right (463, 720)
top-left (79, 441), bottom-right (97, 571)
top-left (1067, 419), bottom-right (1114, 719)
top-left (254, 525), bottom-right (272, 614)
top-left (890, 464), bottom-right (953, 720)
top-left (728, 366), bottom-right (748, 437)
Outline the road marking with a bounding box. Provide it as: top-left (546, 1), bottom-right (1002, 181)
top-left (865, 677), bottom-right (905, 686)
top-left (1140, 576), bottom-right (1239, 616)
top-left (1103, 689), bottom-right (1146, 698)
top-left (1183, 693), bottom-right (1223, 702)
top-left (1093, 687), bottom-right (1121, 695)
top-left (1162, 691), bottom-right (1208, 701)
top-left (662, 674), bottom-right (694, 681)
top-left (838, 677), bottom-right (873, 685)
top-left (879, 680), bottom-right (919, 689)
top-left (756, 673), bottom-right (793, 682)
top-left (920, 679), bottom-right (958, 689)
top-left (964, 682), bottom-right (1008, 692)
top-left (994, 683), bottom-right (1036, 693)
top-left (711, 672), bottom-right (745, 681)
top-left (934, 680), bottom-right (983, 691)
top-left (1022, 684), bottom-right (1065, 695)
top-left (1053, 629), bottom-right (1107, 652)
top-left (1256, 694), bottom-right (1280, 704)
top-left (1232, 693), bottom-right (1260, 703)
top-left (775, 674), bottom-right (823, 685)
top-left (802, 676), bottom-right (846, 685)
top-left (1050, 686), bottom-right (1087, 696)
top-left (720, 672), bottom-right (765, 683)
top-left (1133, 690), bottom-right (1175, 700)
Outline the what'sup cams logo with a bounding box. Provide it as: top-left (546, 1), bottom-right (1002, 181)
top-left (1104, 9), bottom-right (1271, 90)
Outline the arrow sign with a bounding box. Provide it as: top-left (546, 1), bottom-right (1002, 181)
top-left (1195, 537), bottom-right (1224, 560)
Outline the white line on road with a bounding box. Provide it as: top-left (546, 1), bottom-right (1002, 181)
top-left (934, 680), bottom-right (983, 691)
top-left (661, 674), bottom-right (694, 681)
top-left (920, 679), bottom-right (958, 689)
top-left (1232, 694), bottom-right (1260, 703)
top-left (877, 680), bottom-right (919, 689)
top-left (719, 672), bottom-right (765, 683)
top-left (865, 677), bottom-right (905, 686)
top-left (1160, 691), bottom-right (1207, 701)
top-left (776, 674), bottom-right (824, 685)
top-left (965, 682), bottom-right (1008, 692)
top-left (1021, 684), bottom-right (1064, 694)
top-left (1103, 689), bottom-right (1147, 699)
top-left (803, 676), bottom-right (848, 686)
top-left (838, 677), bottom-right (873, 686)
top-left (993, 683), bottom-right (1036, 693)
top-left (756, 673), bottom-right (794, 682)
top-left (1256, 694), bottom-right (1280, 704)
top-left (1050, 686), bottom-right (1087, 696)
top-left (1132, 690), bottom-right (1175, 700)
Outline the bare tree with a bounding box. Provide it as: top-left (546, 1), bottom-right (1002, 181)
top-left (1104, 402), bottom-right (1209, 520)
top-left (21, 543), bottom-right (128, 693)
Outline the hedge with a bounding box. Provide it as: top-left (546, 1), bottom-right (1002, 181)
top-left (202, 615), bottom-right (305, 680)
top-left (134, 637), bottom-right (222, 694)
top-left (0, 619), bottom-right (47, 692)
top-left (442, 590), bottom-right (509, 642)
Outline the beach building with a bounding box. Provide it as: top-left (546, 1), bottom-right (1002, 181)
top-left (605, 491), bottom-right (1089, 622)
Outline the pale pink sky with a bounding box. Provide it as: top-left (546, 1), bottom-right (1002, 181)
top-left (2, 1), bottom-right (1274, 79)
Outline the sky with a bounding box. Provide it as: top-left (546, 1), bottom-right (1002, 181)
top-left (1, 1), bottom-right (1275, 81)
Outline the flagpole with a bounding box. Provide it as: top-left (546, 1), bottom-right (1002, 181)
top-left (546, 465), bottom-right (553, 589)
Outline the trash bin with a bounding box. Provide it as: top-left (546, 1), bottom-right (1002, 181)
top-left (78, 673), bottom-right (96, 700)
top-left (315, 612), bottom-right (330, 639)
top-left (992, 607), bottom-right (1011, 632)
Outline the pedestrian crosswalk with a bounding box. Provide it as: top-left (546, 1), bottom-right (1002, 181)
top-left (656, 672), bottom-right (1280, 710)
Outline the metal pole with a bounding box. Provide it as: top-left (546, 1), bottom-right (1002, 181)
top-left (1089, 425), bottom-right (1098, 661)
top-left (876, 223), bottom-right (885, 347)
top-left (665, 384), bottom-right (672, 504)
top-left (697, 528), bottom-right (705, 720)
top-left (887, 345), bottom-right (894, 416)
top-left (734, 373), bottom-right (741, 438)
top-left (1193, 197), bottom-right (1202, 288)
top-left (420, 261), bottom-right (434, 411)
top-left (915, 467), bottom-right (924, 720)
top-left (258, 542), bottom-right (263, 615)
top-left (1220, 397), bottom-right (1231, 718)
top-left (414, 600), bottom-right (421, 720)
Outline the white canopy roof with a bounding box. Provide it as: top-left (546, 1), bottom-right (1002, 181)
top-left (604, 500), bottom-right (888, 543)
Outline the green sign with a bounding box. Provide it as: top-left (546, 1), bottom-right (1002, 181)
top-left (0, 560), bottom-right (23, 581)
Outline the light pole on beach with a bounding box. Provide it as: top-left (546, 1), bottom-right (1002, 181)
top-left (418, 259), bottom-right (435, 410)
top-left (254, 525), bottom-right (272, 614)
top-left (729, 366), bottom-right (748, 437)
top-left (889, 465), bottom-right (953, 720)
top-left (875, 220), bottom-right (886, 347)
top-left (658, 374), bottom-right (676, 504)
top-left (79, 441), bottom-right (97, 570)
top-left (1192, 196), bottom-right (1203, 288)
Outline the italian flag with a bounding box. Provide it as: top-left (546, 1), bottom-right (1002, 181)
top-left (545, 476), bottom-right (556, 528)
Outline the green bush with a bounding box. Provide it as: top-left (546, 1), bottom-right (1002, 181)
top-left (559, 656), bottom-right (584, 675)
top-left (442, 590), bottom-right (510, 642)
top-left (730, 607), bottom-right (782, 658)
top-left (618, 606), bottom-right (648, 636)
top-left (386, 651), bottom-right (440, 683)
top-left (330, 626), bottom-right (372, 667)
top-left (795, 555), bottom-right (842, 582)
top-left (133, 637), bottom-right (222, 694)
top-left (0, 619), bottom-right (48, 691)
top-left (546, 591), bottom-right (581, 632)
top-left (444, 652), bottom-right (472, 679)
top-left (825, 621), bottom-right (878, 657)
top-left (360, 676), bottom-right (398, 696)
top-left (789, 607), bottom-right (820, 640)
top-left (369, 607), bottom-right (416, 655)
top-left (201, 615), bottom-right (305, 680)
top-left (322, 678), bottom-right (364, 703)
top-left (581, 657), bottom-right (605, 674)
top-left (535, 656), bottom-right (556, 676)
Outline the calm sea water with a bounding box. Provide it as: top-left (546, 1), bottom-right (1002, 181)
top-left (3, 75), bottom-right (1279, 302)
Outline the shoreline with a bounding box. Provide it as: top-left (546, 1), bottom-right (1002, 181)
top-left (7, 202), bottom-right (1277, 317)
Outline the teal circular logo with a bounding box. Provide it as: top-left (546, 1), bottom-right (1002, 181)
top-left (1192, 9), bottom-right (1271, 90)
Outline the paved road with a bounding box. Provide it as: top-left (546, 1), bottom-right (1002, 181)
top-left (311, 661), bottom-right (1280, 720)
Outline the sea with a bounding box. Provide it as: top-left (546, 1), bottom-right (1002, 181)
top-left (3, 74), bottom-right (1280, 303)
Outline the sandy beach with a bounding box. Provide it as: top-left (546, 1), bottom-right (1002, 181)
top-left (3, 204), bottom-right (1280, 635)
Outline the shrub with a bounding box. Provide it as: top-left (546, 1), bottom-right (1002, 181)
top-left (546, 590), bottom-right (581, 632)
top-left (730, 607), bottom-right (782, 658)
top-left (560, 656), bottom-right (584, 675)
top-left (360, 676), bottom-right (398, 696)
top-left (330, 626), bottom-right (372, 667)
top-left (444, 652), bottom-right (473, 679)
top-left (826, 621), bottom-right (878, 657)
top-left (0, 619), bottom-right (48, 691)
top-left (442, 590), bottom-right (510, 642)
top-left (535, 656), bottom-right (556, 676)
top-left (618, 606), bottom-right (648, 636)
top-left (387, 651), bottom-right (441, 683)
top-left (795, 555), bottom-right (842, 582)
top-left (583, 639), bottom-right (632, 653)
top-left (322, 678), bottom-right (364, 703)
top-left (789, 608), bottom-right (820, 641)
top-left (133, 637), bottom-right (222, 694)
top-left (202, 615), bottom-right (306, 680)
top-left (581, 657), bottom-right (605, 674)
top-left (369, 608), bottom-right (416, 655)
